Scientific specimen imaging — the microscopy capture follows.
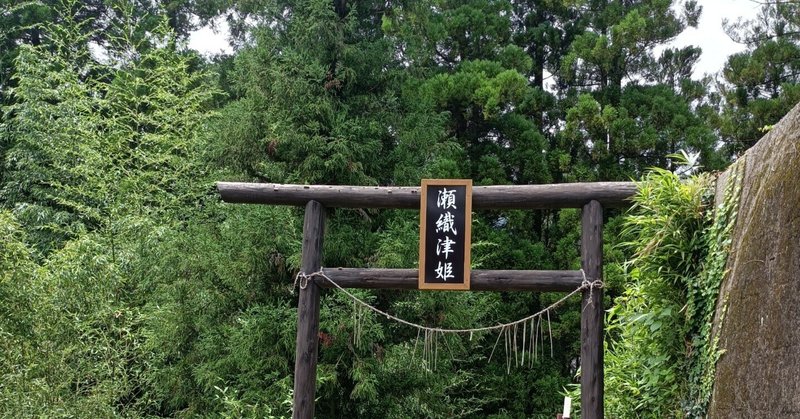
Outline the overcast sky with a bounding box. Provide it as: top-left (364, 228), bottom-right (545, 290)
top-left (188, 0), bottom-right (763, 78)
top-left (671, 0), bottom-right (761, 76)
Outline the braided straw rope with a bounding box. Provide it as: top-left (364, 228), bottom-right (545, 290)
top-left (293, 268), bottom-right (603, 334)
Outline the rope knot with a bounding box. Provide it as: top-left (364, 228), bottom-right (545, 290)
top-left (580, 269), bottom-right (604, 310)
top-left (581, 279), bottom-right (604, 290)
top-left (292, 269), bottom-right (326, 293)
top-left (293, 271), bottom-right (309, 291)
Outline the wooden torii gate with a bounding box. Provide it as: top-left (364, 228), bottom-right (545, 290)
top-left (217, 181), bottom-right (637, 419)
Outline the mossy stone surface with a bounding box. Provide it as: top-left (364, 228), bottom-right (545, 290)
top-left (709, 102), bottom-right (800, 417)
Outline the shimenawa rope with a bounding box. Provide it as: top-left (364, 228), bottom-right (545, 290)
top-left (292, 268), bottom-right (603, 335)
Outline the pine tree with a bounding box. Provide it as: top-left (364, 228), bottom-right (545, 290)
top-left (555, 0), bottom-right (724, 180)
top-left (714, 0), bottom-right (800, 156)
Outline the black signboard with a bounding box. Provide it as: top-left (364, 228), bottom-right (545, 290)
top-left (418, 179), bottom-right (472, 290)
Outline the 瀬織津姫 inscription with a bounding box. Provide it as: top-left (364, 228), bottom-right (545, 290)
top-left (419, 179), bottom-right (472, 290)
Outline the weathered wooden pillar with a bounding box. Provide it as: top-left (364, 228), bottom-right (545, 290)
top-left (293, 200), bottom-right (325, 419)
top-left (581, 200), bottom-right (604, 419)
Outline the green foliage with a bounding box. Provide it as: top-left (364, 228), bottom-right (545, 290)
top-left (0, 211), bottom-right (39, 410)
top-left (0, 3), bottom-right (232, 416)
top-left (1, 14), bottom-right (97, 253)
top-left (137, 204), bottom-right (301, 416)
top-left (713, 1), bottom-right (800, 157)
top-left (209, 0), bottom-right (406, 186)
top-left (683, 159), bottom-right (743, 416)
top-left (1, 0), bottom-right (791, 417)
top-left (2, 6), bottom-right (218, 255)
top-left (596, 163), bottom-right (742, 417)
top-left (602, 168), bottom-right (711, 417)
top-left (622, 168), bottom-right (712, 285)
top-left (554, 0), bottom-right (727, 181)
top-left (0, 211), bottom-right (35, 333)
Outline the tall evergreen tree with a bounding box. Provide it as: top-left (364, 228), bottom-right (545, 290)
top-left (553, 0), bottom-right (725, 180)
top-left (713, 0), bottom-right (800, 156)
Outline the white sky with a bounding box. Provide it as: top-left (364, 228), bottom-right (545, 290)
top-left (188, 16), bottom-right (232, 56)
top-left (670, 0), bottom-right (761, 77)
top-left (188, 0), bottom-right (762, 78)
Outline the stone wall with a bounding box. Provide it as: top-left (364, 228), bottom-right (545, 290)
top-left (708, 103), bottom-right (800, 417)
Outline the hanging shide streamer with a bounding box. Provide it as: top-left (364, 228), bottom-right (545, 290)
top-left (411, 330), bottom-right (464, 372)
top-left (297, 269), bottom-right (603, 372)
top-left (417, 329), bottom-right (443, 371)
top-left (353, 299), bottom-right (366, 350)
top-left (482, 310), bottom-right (555, 374)
top-left (370, 313), bottom-right (557, 375)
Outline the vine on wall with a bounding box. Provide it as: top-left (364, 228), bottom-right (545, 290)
top-left (684, 159), bottom-right (743, 416)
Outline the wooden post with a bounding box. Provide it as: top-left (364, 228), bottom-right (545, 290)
top-left (581, 200), bottom-right (603, 419)
top-left (293, 200), bottom-right (325, 419)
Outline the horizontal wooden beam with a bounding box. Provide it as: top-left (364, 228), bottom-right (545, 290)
top-left (314, 268), bottom-right (584, 292)
top-left (217, 182), bottom-right (636, 209)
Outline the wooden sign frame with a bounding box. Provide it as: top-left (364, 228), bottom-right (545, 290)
top-left (418, 179), bottom-right (472, 290)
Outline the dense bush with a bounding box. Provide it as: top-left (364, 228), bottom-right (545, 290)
top-left (599, 162), bottom-right (742, 417)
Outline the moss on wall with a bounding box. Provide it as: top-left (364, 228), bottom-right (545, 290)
top-left (708, 103), bottom-right (800, 417)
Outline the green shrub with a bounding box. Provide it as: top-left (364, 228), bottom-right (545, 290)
top-left (597, 162), bottom-right (741, 418)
